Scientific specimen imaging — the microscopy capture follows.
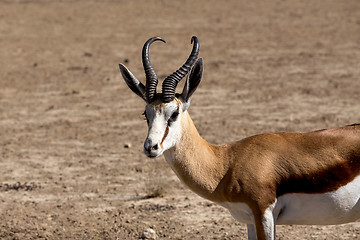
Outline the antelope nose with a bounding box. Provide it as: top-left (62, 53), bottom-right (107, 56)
top-left (144, 139), bottom-right (159, 153)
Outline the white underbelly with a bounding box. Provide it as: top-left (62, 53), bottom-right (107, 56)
top-left (218, 176), bottom-right (360, 225)
top-left (218, 201), bottom-right (254, 224)
top-left (275, 175), bottom-right (360, 225)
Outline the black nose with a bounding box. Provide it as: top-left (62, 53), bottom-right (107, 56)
top-left (144, 139), bottom-right (159, 153)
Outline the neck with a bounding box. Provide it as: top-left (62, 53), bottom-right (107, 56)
top-left (163, 111), bottom-right (229, 202)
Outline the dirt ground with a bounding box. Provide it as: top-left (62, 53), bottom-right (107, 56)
top-left (0, 0), bottom-right (360, 239)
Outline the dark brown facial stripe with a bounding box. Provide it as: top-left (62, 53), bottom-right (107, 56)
top-left (160, 126), bottom-right (169, 147)
top-left (276, 150), bottom-right (360, 197)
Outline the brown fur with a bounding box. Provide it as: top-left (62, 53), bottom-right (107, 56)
top-left (168, 108), bottom-right (360, 239)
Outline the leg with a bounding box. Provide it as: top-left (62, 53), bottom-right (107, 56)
top-left (253, 204), bottom-right (276, 240)
top-left (247, 224), bottom-right (257, 240)
top-left (262, 207), bottom-right (275, 240)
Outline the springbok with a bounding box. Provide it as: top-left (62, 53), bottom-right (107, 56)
top-left (119, 36), bottom-right (360, 240)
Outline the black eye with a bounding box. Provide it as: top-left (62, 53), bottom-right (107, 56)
top-left (168, 111), bottom-right (179, 125)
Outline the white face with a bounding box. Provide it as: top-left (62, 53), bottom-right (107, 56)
top-left (143, 99), bottom-right (183, 158)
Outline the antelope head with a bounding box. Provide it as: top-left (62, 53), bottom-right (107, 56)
top-left (119, 36), bottom-right (203, 158)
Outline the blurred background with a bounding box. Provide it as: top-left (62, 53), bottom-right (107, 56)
top-left (0, 0), bottom-right (359, 239)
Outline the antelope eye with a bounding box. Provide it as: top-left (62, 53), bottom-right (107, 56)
top-left (168, 111), bottom-right (179, 125)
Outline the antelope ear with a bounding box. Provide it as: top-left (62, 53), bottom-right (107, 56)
top-left (181, 58), bottom-right (203, 111)
top-left (119, 63), bottom-right (147, 101)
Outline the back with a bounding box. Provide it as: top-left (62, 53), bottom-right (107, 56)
top-left (275, 124), bottom-right (360, 196)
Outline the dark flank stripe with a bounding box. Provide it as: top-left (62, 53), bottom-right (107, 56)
top-left (218, 124), bottom-right (360, 204)
top-left (275, 131), bottom-right (360, 196)
top-left (276, 151), bottom-right (360, 197)
top-left (347, 123), bottom-right (360, 127)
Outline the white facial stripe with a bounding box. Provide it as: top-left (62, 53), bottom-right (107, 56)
top-left (160, 103), bottom-right (180, 146)
top-left (146, 109), bottom-right (166, 145)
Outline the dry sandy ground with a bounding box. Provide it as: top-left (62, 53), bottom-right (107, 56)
top-left (0, 0), bottom-right (360, 239)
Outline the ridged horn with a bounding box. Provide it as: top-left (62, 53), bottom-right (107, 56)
top-left (142, 37), bottom-right (166, 103)
top-left (161, 36), bottom-right (200, 103)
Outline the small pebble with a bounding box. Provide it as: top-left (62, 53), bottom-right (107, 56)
top-left (141, 228), bottom-right (157, 239)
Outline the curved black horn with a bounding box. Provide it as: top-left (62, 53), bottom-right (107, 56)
top-left (162, 36), bottom-right (200, 103)
top-left (142, 36), bottom-right (166, 103)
